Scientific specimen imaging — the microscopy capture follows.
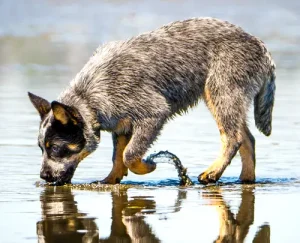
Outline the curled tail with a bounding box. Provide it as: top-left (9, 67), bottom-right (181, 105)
top-left (254, 61), bottom-right (276, 136)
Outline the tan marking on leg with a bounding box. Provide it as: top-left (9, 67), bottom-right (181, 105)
top-left (199, 129), bottom-right (241, 184)
top-left (204, 86), bottom-right (217, 117)
top-left (121, 118), bottom-right (164, 175)
top-left (199, 132), bottom-right (231, 183)
top-left (239, 127), bottom-right (255, 182)
top-left (123, 156), bottom-right (156, 175)
top-left (102, 135), bottom-right (129, 184)
top-left (115, 118), bottom-right (132, 134)
top-left (203, 87), bottom-right (225, 177)
top-left (199, 86), bottom-right (244, 184)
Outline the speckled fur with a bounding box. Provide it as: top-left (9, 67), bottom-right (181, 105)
top-left (31, 18), bottom-right (276, 184)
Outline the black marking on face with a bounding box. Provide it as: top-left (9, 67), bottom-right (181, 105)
top-left (38, 142), bottom-right (44, 153)
top-left (44, 119), bottom-right (86, 160)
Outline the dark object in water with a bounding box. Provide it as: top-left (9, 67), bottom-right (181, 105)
top-left (147, 151), bottom-right (194, 186)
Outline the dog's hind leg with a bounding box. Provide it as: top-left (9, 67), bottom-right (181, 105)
top-left (239, 125), bottom-right (256, 183)
top-left (198, 130), bottom-right (242, 184)
top-left (198, 85), bottom-right (246, 184)
top-left (123, 118), bottom-right (166, 175)
top-left (101, 133), bottom-right (131, 184)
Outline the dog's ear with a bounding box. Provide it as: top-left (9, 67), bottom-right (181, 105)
top-left (28, 92), bottom-right (51, 119)
top-left (51, 101), bottom-right (83, 126)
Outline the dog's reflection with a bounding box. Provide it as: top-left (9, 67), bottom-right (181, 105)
top-left (37, 186), bottom-right (187, 243)
top-left (36, 187), bottom-right (99, 243)
top-left (102, 189), bottom-right (187, 242)
top-left (37, 185), bottom-right (270, 243)
top-left (203, 187), bottom-right (270, 243)
top-left (100, 192), bottom-right (158, 242)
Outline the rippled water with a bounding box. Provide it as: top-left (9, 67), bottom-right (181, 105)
top-left (0, 0), bottom-right (300, 242)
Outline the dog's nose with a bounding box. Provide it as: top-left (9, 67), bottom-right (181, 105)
top-left (40, 170), bottom-right (53, 182)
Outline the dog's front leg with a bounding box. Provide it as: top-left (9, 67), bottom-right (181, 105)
top-left (101, 133), bottom-right (131, 184)
top-left (123, 118), bottom-right (165, 175)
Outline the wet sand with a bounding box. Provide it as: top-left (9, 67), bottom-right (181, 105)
top-left (1, 0), bottom-right (300, 242)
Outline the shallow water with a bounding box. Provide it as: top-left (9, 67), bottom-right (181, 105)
top-left (1, 0), bottom-right (300, 242)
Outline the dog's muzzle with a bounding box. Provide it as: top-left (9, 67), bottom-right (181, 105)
top-left (40, 165), bottom-right (76, 185)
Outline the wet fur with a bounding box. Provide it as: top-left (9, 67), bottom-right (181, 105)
top-left (29, 18), bottom-right (276, 184)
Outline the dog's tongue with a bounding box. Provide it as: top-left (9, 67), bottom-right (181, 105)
top-left (146, 151), bottom-right (194, 186)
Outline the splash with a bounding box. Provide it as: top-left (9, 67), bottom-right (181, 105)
top-left (147, 151), bottom-right (194, 186)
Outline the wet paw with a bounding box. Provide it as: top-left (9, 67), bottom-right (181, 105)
top-left (239, 178), bottom-right (255, 184)
top-left (99, 176), bottom-right (122, 184)
top-left (97, 166), bottom-right (128, 184)
top-left (198, 171), bottom-right (219, 185)
top-left (239, 173), bottom-right (255, 184)
top-left (143, 159), bottom-right (157, 172)
top-left (126, 158), bottom-right (156, 175)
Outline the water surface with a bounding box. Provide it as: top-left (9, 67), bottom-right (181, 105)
top-left (0, 0), bottom-right (300, 242)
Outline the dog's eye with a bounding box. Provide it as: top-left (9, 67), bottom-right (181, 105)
top-left (51, 145), bottom-right (59, 153)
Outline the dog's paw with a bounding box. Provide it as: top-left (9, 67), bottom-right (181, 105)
top-left (98, 176), bottom-right (122, 184)
top-left (198, 171), bottom-right (218, 185)
top-left (143, 159), bottom-right (157, 171)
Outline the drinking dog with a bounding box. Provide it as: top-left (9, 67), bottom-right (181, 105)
top-left (28, 18), bottom-right (276, 185)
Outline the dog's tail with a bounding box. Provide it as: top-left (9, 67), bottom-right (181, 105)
top-left (254, 57), bottom-right (276, 136)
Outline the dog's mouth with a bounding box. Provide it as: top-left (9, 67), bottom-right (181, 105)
top-left (44, 166), bottom-right (75, 186)
top-left (49, 178), bottom-right (71, 186)
top-left (46, 176), bottom-right (72, 186)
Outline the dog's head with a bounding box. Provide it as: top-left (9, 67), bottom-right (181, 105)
top-left (28, 92), bottom-right (90, 185)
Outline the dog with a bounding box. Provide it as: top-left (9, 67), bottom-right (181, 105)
top-left (28, 17), bottom-right (276, 185)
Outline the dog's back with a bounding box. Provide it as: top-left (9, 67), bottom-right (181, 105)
top-left (63, 18), bottom-right (274, 123)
